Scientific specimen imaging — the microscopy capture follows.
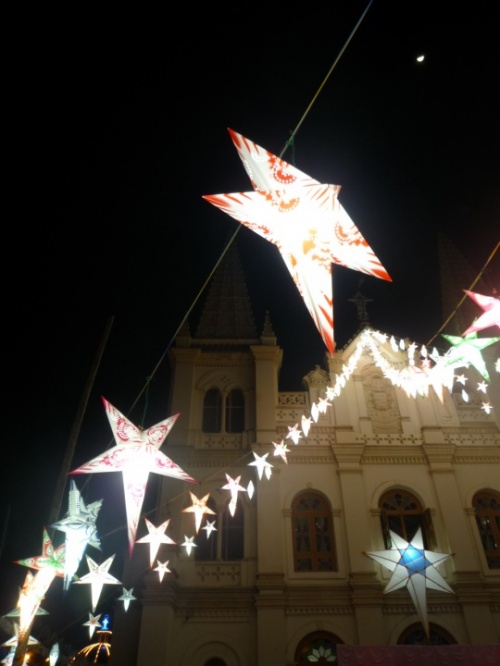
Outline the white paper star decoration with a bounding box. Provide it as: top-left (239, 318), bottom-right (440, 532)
top-left (202, 520), bottom-right (217, 538)
top-left (181, 536), bottom-right (197, 556)
top-left (52, 479), bottom-right (102, 590)
top-left (182, 492), bottom-right (216, 534)
top-left (74, 554), bottom-right (121, 612)
top-left (70, 397), bottom-right (197, 555)
top-left (153, 560), bottom-right (171, 582)
top-left (83, 612), bottom-right (102, 639)
top-left (248, 452), bottom-right (273, 480)
top-left (364, 528), bottom-right (454, 636)
top-left (135, 517), bottom-right (176, 567)
top-left (203, 129), bottom-right (391, 355)
top-left (118, 587), bottom-right (136, 612)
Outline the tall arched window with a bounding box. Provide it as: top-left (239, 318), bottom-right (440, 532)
top-left (202, 387), bottom-right (245, 434)
top-left (379, 488), bottom-right (436, 549)
top-left (225, 389), bottom-right (244, 433)
top-left (473, 489), bottom-right (500, 569)
top-left (292, 491), bottom-right (337, 572)
top-left (203, 388), bottom-right (222, 433)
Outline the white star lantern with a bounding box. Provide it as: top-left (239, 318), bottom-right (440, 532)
top-left (52, 479), bottom-right (102, 590)
top-left (70, 397), bottom-right (197, 555)
top-left (74, 554), bottom-right (121, 612)
top-left (136, 517), bottom-right (176, 567)
top-left (83, 612), bottom-right (102, 639)
top-left (182, 492), bottom-right (216, 534)
top-left (153, 560), bottom-right (171, 582)
top-left (364, 528), bottom-right (454, 636)
top-left (118, 587), bottom-right (136, 612)
top-left (204, 128), bottom-right (391, 355)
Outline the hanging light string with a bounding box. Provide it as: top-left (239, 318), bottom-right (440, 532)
top-left (426, 241), bottom-right (499, 348)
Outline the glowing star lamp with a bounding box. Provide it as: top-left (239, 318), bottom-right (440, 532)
top-left (74, 554), bottom-right (121, 612)
top-left (70, 397), bottom-right (197, 555)
top-left (83, 612), bottom-right (102, 639)
top-left (15, 529), bottom-right (66, 646)
top-left (52, 479), bottom-right (102, 590)
top-left (463, 290), bottom-right (500, 335)
top-left (136, 517), bottom-right (176, 567)
top-left (153, 560), bottom-right (171, 582)
top-left (221, 473), bottom-right (247, 516)
top-left (202, 520), bottom-right (217, 538)
top-left (181, 536), bottom-right (197, 556)
top-left (440, 332), bottom-right (500, 382)
top-left (49, 642), bottom-right (59, 666)
top-left (248, 452), bottom-right (273, 480)
top-left (118, 587), bottom-right (136, 612)
top-left (364, 528), bottom-right (453, 637)
top-left (182, 492), bottom-right (216, 533)
top-left (203, 128), bottom-right (391, 355)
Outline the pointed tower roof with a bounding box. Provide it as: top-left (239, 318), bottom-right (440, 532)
top-left (192, 241), bottom-right (260, 346)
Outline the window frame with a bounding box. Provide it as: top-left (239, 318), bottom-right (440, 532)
top-left (292, 491), bottom-right (337, 572)
top-left (473, 489), bottom-right (500, 569)
top-left (379, 488), bottom-right (436, 550)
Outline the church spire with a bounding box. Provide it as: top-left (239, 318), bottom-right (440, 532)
top-left (192, 241), bottom-right (259, 345)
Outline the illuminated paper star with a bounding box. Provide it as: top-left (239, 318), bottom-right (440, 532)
top-left (463, 290), bottom-right (500, 335)
top-left (52, 479), bottom-right (102, 590)
top-left (136, 518), bottom-right (176, 567)
top-left (153, 560), bottom-right (171, 582)
top-left (181, 536), bottom-right (197, 556)
top-left (202, 520), bottom-right (217, 538)
top-left (49, 643), bottom-right (59, 666)
top-left (286, 424), bottom-right (302, 445)
top-left (118, 587), bottom-right (136, 612)
top-left (83, 612), bottom-right (102, 639)
top-left (248, 452), bottom-right (273, 480)
top-left (203, 129), bottom-right (391, 355)
top-left (16, 529), bottom-right (66, 636)
top-left (364, 528), bottom-right (453, 636)
top-left (74, 554), bottom-right (121, 612)
top-left (272, 440), bottom-right (290, 463)
top-left (182, 492), bottom-right (216, 534)
top-left (477, 381), bottom-right (488, 393)
top-left (482, 402), bottom-right (493, 415)
top-left (221, 474), bottom-right (247, 516)
top-left (70, 397), bottom-right (197, 555)
top-left (440, 332), bottom-right (500, 381)
top-left (301, 415), bottom-right (313, 437)
top-left (1, 623), bottom-right (39, 648)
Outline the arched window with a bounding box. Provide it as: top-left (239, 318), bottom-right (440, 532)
top-left (203, 388), bottom-right (222, 433)
top-left (202, 388), bottom-right (245, 434)
top-left (473, 489), bottom-right (500, 569)
top-left (295, 631), bottom-right (343, 663)
top-left (292, 491), bottom-right (337, 572)
top-left (379, 488), bottom-right (436, 549)
top-left (397, 622), bottom-right (456, 645)
top-left (195, 496), bottom-right (244, 561)
top-left (225, 389), bottom-right (244, 433)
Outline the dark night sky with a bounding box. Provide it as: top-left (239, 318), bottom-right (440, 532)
top-left (2, 0), bottom-right (499, 654)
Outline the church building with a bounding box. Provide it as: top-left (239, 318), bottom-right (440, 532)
top-left (109, 241), bottom-right (500, 665)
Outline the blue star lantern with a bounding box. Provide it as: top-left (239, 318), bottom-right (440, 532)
top-left (365, 528), bottom-right (454, 637)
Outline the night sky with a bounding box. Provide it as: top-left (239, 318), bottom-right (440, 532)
top-left (2, 0), bottom-right (499, 655)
